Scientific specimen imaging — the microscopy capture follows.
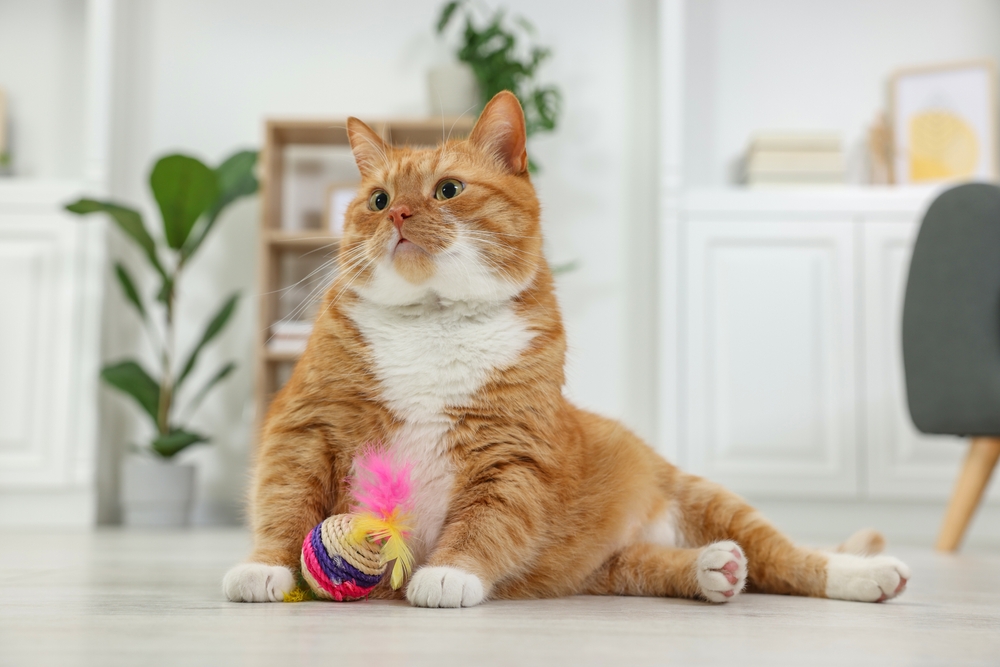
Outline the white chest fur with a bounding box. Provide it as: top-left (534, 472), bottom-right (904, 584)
top-left (348, 297), bottom-right (535, 562)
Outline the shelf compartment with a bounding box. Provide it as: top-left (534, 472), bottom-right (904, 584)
top-left (266, 230), bottom-right (340, 249)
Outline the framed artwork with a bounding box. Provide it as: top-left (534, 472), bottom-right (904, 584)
top-left (323, 182), bottom-right (358, 237)
top-left (889, 60), bottom-right (998, 184)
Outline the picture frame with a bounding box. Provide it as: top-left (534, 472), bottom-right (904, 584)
top-left (323, 181), bottom-right (359, 237)
top-left (889, 60), bottom-right (998, 185)
top-left (280, 145), bottom-right (359, 231)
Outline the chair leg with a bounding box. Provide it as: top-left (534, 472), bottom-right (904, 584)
top-left (936, 437), bottom-right (1000, 552)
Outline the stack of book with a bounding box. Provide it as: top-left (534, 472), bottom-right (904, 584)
top-left (744, 132), bottom-right (845, 187)
top-left (268, 320), bottom-right (313, 355)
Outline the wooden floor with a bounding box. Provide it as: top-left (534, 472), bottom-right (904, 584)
top-left (1, 529), bottom-right (998, 666)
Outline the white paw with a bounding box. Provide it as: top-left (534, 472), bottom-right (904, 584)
top-left (696, 541), bottom-right (747, 603)
top-left (223, 563), bottom-right (296, 602)
top-left (825, 553), bottom-right (910, 602)
top-left (406, 566), bottom-right (485, 608)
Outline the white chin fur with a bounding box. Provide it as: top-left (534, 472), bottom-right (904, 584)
top-left (354, 234), bottom-right (533, 307)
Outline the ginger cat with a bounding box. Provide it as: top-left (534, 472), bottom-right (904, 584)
top-left (224, 92), bottom-right (910, 607)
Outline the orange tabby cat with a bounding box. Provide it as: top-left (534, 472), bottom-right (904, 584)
top-left (224, 92), bottom-right (909, 606)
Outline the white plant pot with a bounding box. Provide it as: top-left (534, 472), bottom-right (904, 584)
top-left (121, 455), bottom-right (195, 527)
top-left (428, 62), bottom-right (480, 116)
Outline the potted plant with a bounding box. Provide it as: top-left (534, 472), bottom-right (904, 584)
top-left (66, 150), bottom-right (258, 526)
top-left (435, 0), bottom-right (562, 170)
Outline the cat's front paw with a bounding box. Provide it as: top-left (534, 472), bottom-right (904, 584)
top-left (825, 553), bottom-right (910, 602)
top-left (223, 563), bottom-right (296, 602)
top-left (696, 541), bottom-right (747, 603)
top-left (406, 566), bottom-right (485, 608)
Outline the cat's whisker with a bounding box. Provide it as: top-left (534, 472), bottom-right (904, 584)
top-left (261, 266), bottom-right (341, 343)
top-left (297, 242), bottom-right (340, 258)
top-left (461, 229), bottom-right (541, 240)
top-left (460, 230), bottom-right (547, 251)
top-left (276, 243), bottom-right (367, 312)
top-left (262, 255), bottom-right (338, 298)
top-left (263, 243), bottom-right (373, 340)
top-left (461, 228), bottom-right (541, 246)
top-left (464, 235), bottom-right (549, 263)
top-left (447, 104), bottom-right (479, 144)
top-left (325, 262), bottom-right (368, 312)
top-left (326, 250), bottom-right (375, 307)
top-left (453, 241), bottom-right (491, 300)
top-left (457, 241), bottom-right (519, 302)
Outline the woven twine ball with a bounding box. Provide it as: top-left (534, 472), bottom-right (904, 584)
top-left (300, 514), bottom-right (386, 601)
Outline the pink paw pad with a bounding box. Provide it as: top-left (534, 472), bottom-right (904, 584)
top-left (697, 541), bottom-right (748, 603)
top-left (876, 576), bottom-right (908, 602)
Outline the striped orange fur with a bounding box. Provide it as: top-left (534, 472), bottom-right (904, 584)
top-left (226, 92), bottom-right (909, 606)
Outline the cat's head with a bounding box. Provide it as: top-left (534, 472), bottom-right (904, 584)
top-left (341, 91), bottom-right (544, 307)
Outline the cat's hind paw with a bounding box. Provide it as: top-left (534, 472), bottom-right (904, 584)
top-left (406, 566), bottom-right (485, 608)
top-left (825, 553), bottom-right (910, 602)
top-left (836, 528), bottom-right (886, 556)
top-left (697, 541), bottom-right (747, 603)
top-left (223, 563), bottom-right (296, 602)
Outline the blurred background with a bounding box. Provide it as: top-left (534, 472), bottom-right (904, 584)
top-left (1, 0), bottom-right (998, 548)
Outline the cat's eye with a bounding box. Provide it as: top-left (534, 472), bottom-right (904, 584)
top-left (435, 179), bottom-right (464, 201)
top-left (369, 190), bottom-right (389, 211)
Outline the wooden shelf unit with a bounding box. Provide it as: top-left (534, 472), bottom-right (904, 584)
top-left (255, 116), bottom-right (474, 428)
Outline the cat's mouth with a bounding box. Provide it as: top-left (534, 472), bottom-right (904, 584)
top-left (393, 234), bottom-right (425, 255)
top-left (391, 234), bottom-right (435, 283)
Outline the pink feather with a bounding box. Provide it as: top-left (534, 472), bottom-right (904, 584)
top-left (349, 444), bottom-right (413, 519)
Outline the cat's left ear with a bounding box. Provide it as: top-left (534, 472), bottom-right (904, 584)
top-left (347, 117), bottom-right (388, 177)
top-left (470, 91), bottom-right (529, 175)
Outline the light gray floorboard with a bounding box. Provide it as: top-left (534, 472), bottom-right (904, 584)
top-left (1, 529), bottom-right (997, 666)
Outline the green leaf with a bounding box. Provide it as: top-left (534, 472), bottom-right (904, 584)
top-left (150, 154), bottom-right (219, 250)
top-left (114, 263), bottom-right (146, 320)
top-left (182, 150), bottom-right (258, 261)
top-left (515, 16), bottom-right (536, 34)
top-left (211, 150), bottom-right (258, 218)
top-left (156, 275), bottom-right (174, 306)
top-left (437, 0), bottom-right (461, 33)
top-left (176, 293), bottom-right (239, 389)
top-left (445, 3), bottom-right (561, 156)
top-left (551, 259), bottom-right (579, 275)
top-left (152, 429), bottom-right (208, 458)
top-left (101, 361), bottom-right (160, 425)
top-left (65, 199), bottom-right (167, 279)
top-left (185, 362), bottom-right (236, 417)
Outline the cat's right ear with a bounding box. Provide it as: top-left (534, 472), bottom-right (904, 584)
top-left (347, 117), bottom-right (387, 178)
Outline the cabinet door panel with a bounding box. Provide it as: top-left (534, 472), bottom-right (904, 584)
top-left (863, 221), bottom-right (975, 499)
top-left (685, 220), bottom-right (857, 497)
top-left (0, 215), bottom-right (77, 487)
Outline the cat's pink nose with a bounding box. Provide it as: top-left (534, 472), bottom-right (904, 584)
top-left (389, 205), bottom-right (412, 233)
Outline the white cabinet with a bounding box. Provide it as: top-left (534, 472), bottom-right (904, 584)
top-left (0, 182), bottom-right (103, 525)
top-left (862, 221), bottom-right (968, 499)
top-left (684, 219), bottom-right (858, 496)
top-left (668, 188), bottom-right (968, 504)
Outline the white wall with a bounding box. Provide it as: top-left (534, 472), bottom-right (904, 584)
top-left (0, 0), bottom-right (86, 178)
top-left (98, 0), bottom-right (657, 523)
top-left (684, 0), bottom-right (1000, 186)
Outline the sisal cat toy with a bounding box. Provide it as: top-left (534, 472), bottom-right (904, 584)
top-left (295, 448), bottom-right (415, 601)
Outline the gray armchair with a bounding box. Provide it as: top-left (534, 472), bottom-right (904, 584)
top-left (902, 182), bottom-right (1000, 552)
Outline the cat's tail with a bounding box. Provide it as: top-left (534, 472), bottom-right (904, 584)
top-left (834, 528), bottom-right (886, 556)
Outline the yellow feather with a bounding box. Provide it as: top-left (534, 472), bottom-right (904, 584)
top-left (350, 510), bottom-right (415, 589)
top-left (283, 587), bottom-right (308, 603)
